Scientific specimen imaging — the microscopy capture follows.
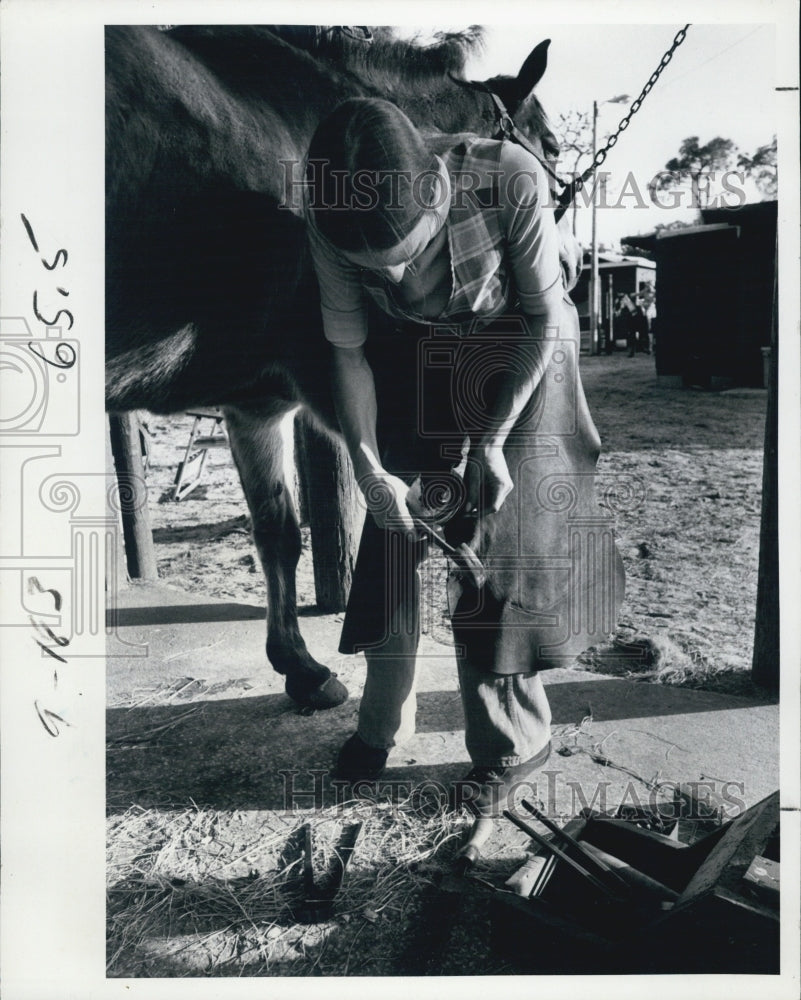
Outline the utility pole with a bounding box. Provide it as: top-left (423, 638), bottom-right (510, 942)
top-left (590, 100), bottom-right (599, 355)
top-left (588, 94), bottom-right (628, 356)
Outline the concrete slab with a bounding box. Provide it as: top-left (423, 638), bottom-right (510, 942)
top-left (106, 582), bottom-right (779, 823)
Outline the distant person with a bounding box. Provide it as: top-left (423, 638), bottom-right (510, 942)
top-left (645, 303), bottom-right (656, 354)
top-left (633, 303), bottom-right (650, 355)
top-left (615, 294), bottom-right (636, 357)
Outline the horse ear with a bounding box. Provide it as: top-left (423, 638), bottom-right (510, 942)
top-left (515, 39), bottom-right (550, 103)
top-left (482, 39), bottom-right (550, 115)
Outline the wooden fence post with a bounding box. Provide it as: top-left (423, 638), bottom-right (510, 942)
top-left (105, 415), bottom-right (128, 594)
top-left (751, 250), bottom-right (779, 690)
top-left (108, 412), bottom-right (158, 581)
top-left (296, 413), bottom-right (363, 613)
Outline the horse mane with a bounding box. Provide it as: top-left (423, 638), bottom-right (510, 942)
top-left (272, 25), bottom-right (485, 80)
top-left (164, 24), bottom-right (484, 100)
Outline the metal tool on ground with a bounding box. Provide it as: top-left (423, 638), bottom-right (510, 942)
top-left (505, 817), bottom-right (585, 897)
top-left (578, 842), bottom-right (679, 903)
top-left (505, 853), bottom-right (554, 897)
top-left (502, 809), bottom-right (624, 901)
top-left (520, 799), bottom-right (630, 893)
top-left (293, 821), bottom-right (362, 924)
top-left (413, 516), bottom-right (486, 589)
top-left (491, 792), bottom-right (779, 974)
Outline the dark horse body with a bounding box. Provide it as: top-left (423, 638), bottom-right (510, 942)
top-left (106, 26), bottom-right (621, 708)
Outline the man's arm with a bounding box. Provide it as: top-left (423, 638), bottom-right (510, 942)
top-left (464, 142), bottom-right (564, 514)
top-left (465, 303), bottom-right (561, 514)
top-left (330, 343), bottom-right (417, 534)
top-left (308, 230), bottom-right (416, 534)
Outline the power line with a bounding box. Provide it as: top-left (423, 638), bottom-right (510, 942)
top-left (654, 25), bottom-right (770, 94)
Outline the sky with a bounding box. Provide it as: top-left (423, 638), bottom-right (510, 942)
top-left (400, 20), bottom-right (779, 247)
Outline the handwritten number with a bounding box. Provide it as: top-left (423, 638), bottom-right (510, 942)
top-left (29, 616), bottom-right (70, 649)
top-left (42, 248), bottom-right (68, 271)
top-left (28, 339), bottom-right (76, 369)
top-left (34, 701), bottom-right (70, 738)
top-left (20, 217), bottom-right (78, 738)
top-left (21, 213), bottom-right (69, 269)
top-left (27, 584), bottom-right (72, 736)
top-left (27, 576), bottom-right (63, 611)
top-left (32, 291), bottom-right (74, 331)
top-left (20, 212), bottom-right (40, 252)
top-left (34, 640), bottom-right (68, 664)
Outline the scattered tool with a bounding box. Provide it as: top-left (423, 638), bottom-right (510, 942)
top-left (412, 517), bottom-right (486, 590)
top-left (505, 853), bottom-right (554, 897)
top-left (293, 821), bottom-right (362, 924)
top-left (505, 817), bottom-right (586, 897)
top-left (578, 841), bottom-right (679, 903)
top-left (491, 791), bottom-right (779, 974)
top-left (520, 799), bottom-right (630, 893)
top-left (502, 809), bottom-right (624, 901)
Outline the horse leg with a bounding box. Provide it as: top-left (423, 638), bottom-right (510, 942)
top-left (222, 402), bottom-right (348, 710)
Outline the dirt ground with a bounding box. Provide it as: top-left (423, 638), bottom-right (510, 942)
top-left (107, 351), bottom-right (771, 977)
top-left (141, 352), bottom-right (769, 694)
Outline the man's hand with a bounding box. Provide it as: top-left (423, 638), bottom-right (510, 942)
top-left (360, 470), bottom-right (417, 535)
top-left (465, 446), bottom-right (513, 516)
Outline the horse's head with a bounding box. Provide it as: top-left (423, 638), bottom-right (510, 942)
top-left (261, 27), bottom-right (580, 291)
top-left (481, 41), bottom-right (583, 293)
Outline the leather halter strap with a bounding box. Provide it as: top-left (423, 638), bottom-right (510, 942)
top-left (454, 77), bottom-right (579, 221)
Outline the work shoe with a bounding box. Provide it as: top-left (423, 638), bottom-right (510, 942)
top-left (451, 740), bottom-right (552, 818)
top-left (334, 733), bottom-right (389, 781)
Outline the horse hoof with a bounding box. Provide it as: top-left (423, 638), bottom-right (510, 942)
top-left (286, 672), bottom-right (348, 710)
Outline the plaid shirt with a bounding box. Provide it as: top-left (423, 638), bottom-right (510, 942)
top-left (309, 136), bottom-right (561, 346)
top-left (361, 138), bottom-right (510, 330)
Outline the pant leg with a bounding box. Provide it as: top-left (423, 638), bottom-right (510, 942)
top-left (358, 643), bottom-right (419, 749)
top-left (339, 512), bottom-right (428, 749)
top-left (342, 317), bottom-right (454, 749)
top-left (457, 659), bottom-right (552, 767)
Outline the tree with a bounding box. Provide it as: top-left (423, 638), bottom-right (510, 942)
top-left (653, 219), bottom-right (700, 233)
top-left (554, 110), bottom-right (593, 235)
top-left (738, 136), bottom-right (777, 199)
top-left (652, 135), bottom-right (739, 209)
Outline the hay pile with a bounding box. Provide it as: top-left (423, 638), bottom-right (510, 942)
top-left (576, 632), bottom-right (767, 697)
top-left (107, 794), bottom-right (510, 977)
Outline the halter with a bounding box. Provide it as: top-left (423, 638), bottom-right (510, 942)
top-left (451, 25), bottom-right (690, 223)
top-left (450, 77), bottom-right (575, 222)
top-left (471, 81), bottom-right (577, 221)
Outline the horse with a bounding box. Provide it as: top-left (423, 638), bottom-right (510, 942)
top-left (105, 25), bottom-right (612, 712)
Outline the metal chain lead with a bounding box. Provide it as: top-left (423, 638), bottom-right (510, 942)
top-left (568, 24), bottom-right (690, 197)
